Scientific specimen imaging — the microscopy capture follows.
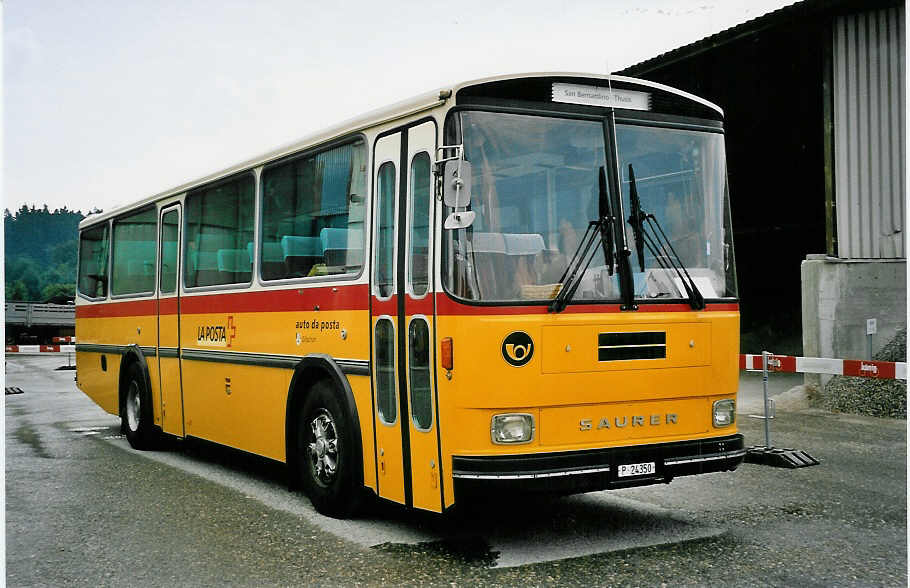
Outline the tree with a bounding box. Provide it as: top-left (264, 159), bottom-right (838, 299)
top-left (48, 240), bottom-right (77, 273)
top-left (41, 283), bottom-right (75, 302)
top-left (6, 280), bottom-right (29, 301)
top-left (4, 205), bottom-right (84, 300)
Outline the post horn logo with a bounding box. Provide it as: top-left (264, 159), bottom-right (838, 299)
top-left (502, 331), bottom-right (534, 367)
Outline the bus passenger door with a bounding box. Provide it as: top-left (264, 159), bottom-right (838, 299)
top-left (157, 205), bottom-right (184, 436)
top-left (372, 132), bottom-right (405, 504)
top-left (371, 120), bottom-right (442, 512)
top-left (401, 121), bottom-right (441, 512)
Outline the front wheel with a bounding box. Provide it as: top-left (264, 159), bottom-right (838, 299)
top-left (122, 362), bottom-right (159, 450)
top-left (298, 381), bottom-right (361, 518)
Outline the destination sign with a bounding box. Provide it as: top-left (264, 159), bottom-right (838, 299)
top-left (552, 83), bottom-right (650, 111)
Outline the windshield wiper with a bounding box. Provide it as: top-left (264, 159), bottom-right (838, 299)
top-left (549, 167), bottom-right (615, 313)
top-left (627, 164), bottom-right (705, 310)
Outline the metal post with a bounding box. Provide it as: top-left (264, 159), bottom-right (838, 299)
top-left (761, 350), bottom-right (771, 448)
top-left (745, 350), bottom-right (819, 469)
top-left (866, 318), bottom-right (877, 360)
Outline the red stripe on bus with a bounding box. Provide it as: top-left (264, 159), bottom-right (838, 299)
top-left (371, 296), bottom-right (397, 317)
top-left (77, 285), bottom-right (371, 318)
top-left (78, 289), bottom-right (738, 318)
top-left (40, 345), bottom-right (60, 352)
top-left (371, 295), bottom-right (433, 317)
top-left (407, 296), bottom-right (435, 316)
top-left (180, 285), bottom-right (370, 314)
top-left (435, 296), bottom-right (738, 316)
top-left (6, 345), bottom-right (18, 352)
top-left (701, 303), bottom-right (740, 311)
top-left (159, 297), bottom-right (179, 315)
top-left (739, 354), bottom-right (747, 370)
top-left (843, 359), bottom-right (896, 379)
top-left (76, 299), bottom-right (158, 319)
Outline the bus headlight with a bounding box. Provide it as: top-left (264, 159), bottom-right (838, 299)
top-left (491, 413), bottom-right (534, 444)
top-left (713, 399), bottom-right (735, 427)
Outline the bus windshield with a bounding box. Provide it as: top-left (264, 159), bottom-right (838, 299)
top-left (443, 110), bottom-right (737, 304)
top-left (616, 124), bottom-right (735, 302)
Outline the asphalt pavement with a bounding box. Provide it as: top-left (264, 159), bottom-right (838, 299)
top-left (5, 355), bottom-right (907, 586)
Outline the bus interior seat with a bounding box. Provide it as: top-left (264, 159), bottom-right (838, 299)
top-left (320, 228), bottom-right (364, 270)
top-left (503, 233), bottom-right (545, 256)
top-left (80, 259), bottom-right (107, 296)
top-left (217, 248), bottom-right (252, 283)
top-left (189, 250), bottom-right (221, 286)
top-left (120, 242), bottom-right (155, 292)
top-left (280, 235), bottom-right (323, 278)
top-left (248, 241), bottom-right (286, 280)
top-left (470, 232), bottom-right (544, 299)
top-left (469, 232), bottom-right (509, 299)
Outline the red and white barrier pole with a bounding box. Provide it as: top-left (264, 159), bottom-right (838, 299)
top-left (741, 353), bottom-right (906, 380)
top-left (743, 350), bottom-right (822, 469)
top-left (5, 345), bottom-right (76, 354)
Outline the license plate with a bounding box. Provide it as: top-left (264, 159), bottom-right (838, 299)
top-left (617, 462), bottom-right (656, 477)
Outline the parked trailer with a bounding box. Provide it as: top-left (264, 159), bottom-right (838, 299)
top-left (5, 302), bottom-right (76, 344)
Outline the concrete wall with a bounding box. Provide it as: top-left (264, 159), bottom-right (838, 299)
top-left (802, 254), bottom-right (907, 390)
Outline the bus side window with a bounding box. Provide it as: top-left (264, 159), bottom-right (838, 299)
top-left (184, 174), bottom-right (254, 288)
top-left (408, 152), bottom-right (431, 297)
top-left (260, 139), bottom-right (367, 281)
top-left (77, 223), bottom-right (110, 299)
top-left (160, 213), bottom-right (179, 294)
top-left (111, 207), bottom-right (157, 297)
top-left (374, 161), bottom-right (397, 298)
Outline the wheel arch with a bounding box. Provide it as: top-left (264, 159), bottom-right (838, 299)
top-left (285, 353), bottom-right (364, 490)
top-left (118, 344), bottom-right (153, 418)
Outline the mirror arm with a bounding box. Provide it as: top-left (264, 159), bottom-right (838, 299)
top-left (435, 144), bottom-right (464, 166)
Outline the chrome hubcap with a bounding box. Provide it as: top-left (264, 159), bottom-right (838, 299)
top-left (308, 410), bottom-right (338, 486)
top-left (126, 381), bottom-right (140, 432)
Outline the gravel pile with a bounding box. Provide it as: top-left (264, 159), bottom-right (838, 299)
top-left (823, 328), bottom-right (907, 418)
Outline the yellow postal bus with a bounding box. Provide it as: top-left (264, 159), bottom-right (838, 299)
top-left (76, 73), bottom-right (743, 517)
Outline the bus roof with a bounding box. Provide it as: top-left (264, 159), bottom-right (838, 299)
top-left (79, 72), bottom-right (722, 229)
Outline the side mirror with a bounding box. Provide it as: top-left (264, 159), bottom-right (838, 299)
top-left (443, 210), bottom-right (476, 230)
top-left (443, 160), bottom-right (472, 208)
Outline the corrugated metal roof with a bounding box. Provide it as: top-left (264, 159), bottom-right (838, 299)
top-left (621, 0), bottom-right (901, 76)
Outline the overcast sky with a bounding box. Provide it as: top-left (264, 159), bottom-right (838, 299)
top-left (4, 0), bottom-right (796, 215)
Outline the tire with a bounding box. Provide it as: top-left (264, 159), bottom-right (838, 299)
top-left (298, 380), bottom-right (361, 518)
top-left (122, 361), bottom-right (159, 450)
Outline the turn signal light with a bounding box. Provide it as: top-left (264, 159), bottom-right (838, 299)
top-left (441, 337), bottom-right (453, 371)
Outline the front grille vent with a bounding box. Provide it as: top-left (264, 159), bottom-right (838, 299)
top-left (598, 332), bottom-right (666, 361)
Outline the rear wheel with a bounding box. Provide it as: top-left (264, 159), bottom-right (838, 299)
top-left (298, 380), bottom-right (361, 518)
top-left (122, 362), bottom-right (159, 450)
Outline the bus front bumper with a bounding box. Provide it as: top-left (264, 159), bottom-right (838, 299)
top-left (452, 433), bottom-right (744, 497)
